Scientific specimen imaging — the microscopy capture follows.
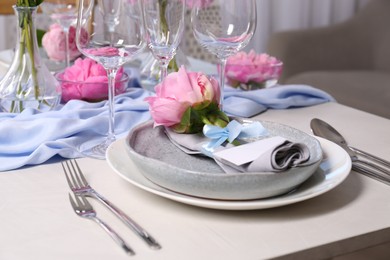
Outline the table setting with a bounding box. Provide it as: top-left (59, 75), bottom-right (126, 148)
top-left (1, 0), bottom-right (390, 259)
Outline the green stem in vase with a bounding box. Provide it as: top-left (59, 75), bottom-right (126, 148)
top-left (159, 0), bottom-right (169, 36)
top-left (14, 0), bottom-right (45, 112)
top-left (11, 33), bottom-right (26, 112)
top-left (23, 10), bottom-right (40, 100)
top-left (17, 0), bottom-right (44, 7)
top-left (159, 0), bottom-right (179, 72)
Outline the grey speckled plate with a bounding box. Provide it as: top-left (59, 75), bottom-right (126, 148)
top-left (124, 120), bottom-right (323, 200)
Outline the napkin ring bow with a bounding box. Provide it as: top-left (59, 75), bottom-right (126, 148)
top-left (202, 120), bottom-right (268, 156)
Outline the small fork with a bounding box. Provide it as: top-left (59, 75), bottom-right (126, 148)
top-left (69, 193), bottom-right (135, 255)
top-left (62, 159), bottom-right (161, 249)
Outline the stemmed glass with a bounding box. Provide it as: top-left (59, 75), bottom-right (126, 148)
top-left (76, 0), bottom-right (145, 159)
top-left (40, 0), bottom-right (79, 67)
top-left (141, 0), bottom-right (186, 81)
top-left (191, 0), bottom-right (257, 108)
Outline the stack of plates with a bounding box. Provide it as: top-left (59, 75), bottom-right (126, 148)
top-left (107, 120), bottom-right (351, 210)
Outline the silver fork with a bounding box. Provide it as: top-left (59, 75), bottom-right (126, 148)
top-left (69, 193), bottom-right (135, 255)
top-left (62, 159), bottom-right (161, 249)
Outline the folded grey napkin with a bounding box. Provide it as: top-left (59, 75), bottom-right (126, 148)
top-left (165, 128), bottom-right (310, 173)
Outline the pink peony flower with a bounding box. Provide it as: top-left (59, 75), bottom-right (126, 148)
top-left (84, 46), bottom-right (122, 57)
top-left (145, 66), bottom-right (228, 133)
top-left (57, 58), bottom-right (126, 102)
top-left (225, 50), bottom-right (283, 88)
top-left (42, 23), bottom-right (88, 62)
top-left (183, 0), bottom-right (214, 8)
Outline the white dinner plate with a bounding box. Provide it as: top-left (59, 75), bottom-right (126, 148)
top-left (106, 137), bottom-right (351, 210)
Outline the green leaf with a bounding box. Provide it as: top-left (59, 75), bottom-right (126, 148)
top-left (172, 106), bottom-right (206, 134)
top-left (172, 107), bottom-right (192, 133)
top-left (36, 29), bottom-right (46, 47)
top-left (170, 100), bottom-right (230, 134)
top-left (192, 100), bottom-right (211, 111)
top-left (216, 109), bottom-right (230, 124)
top-left (168, 57), bottom-right (179, 72)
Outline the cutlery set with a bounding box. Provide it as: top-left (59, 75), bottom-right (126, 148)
top-left (62, 159), bottom-right (161, 256)
top-left (68, 193), bottom-right (135, 255)
top-left (311, 118), bottom-right (390, 185)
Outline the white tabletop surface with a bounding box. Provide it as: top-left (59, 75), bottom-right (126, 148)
top-left (1, 101), bottom-right (390, 260)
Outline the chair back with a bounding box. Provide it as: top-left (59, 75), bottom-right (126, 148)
top-left (360, 0), bottom-right (390, 72)
top-left (326, 0), bottom-right (390, 72)
top-left (0, 0), bottom-right (14, 15)
top-left (181, 6), bottom-right (220, 64)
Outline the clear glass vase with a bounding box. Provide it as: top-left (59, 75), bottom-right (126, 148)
top-left (0, 5), bottom-right (61, 113)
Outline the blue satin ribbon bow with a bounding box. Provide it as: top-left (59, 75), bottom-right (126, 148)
top-left (202, 120), bottom-right (268, 155)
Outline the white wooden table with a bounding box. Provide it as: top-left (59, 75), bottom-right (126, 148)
top-left (1, 102), bottom-right (389, 260)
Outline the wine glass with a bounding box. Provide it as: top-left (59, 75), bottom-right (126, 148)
top-left (191, 0), bottom-right (257, 108)
top-left (141, 0), bottom-right (186, 81)
top-left (76, 0), bottom-right (145, 159)
top-left (40, 0), bottom-right (79, 68)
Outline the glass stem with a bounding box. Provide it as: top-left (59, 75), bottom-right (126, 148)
top-left (160, 60), bottom-right (169, 81)
top-left (106, 67), bottom-right (118, 144)
top-left (64, 27), bottom-right (71, 67)
top-left (219, 58), bottom-right (227, 110)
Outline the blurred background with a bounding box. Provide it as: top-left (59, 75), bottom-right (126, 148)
top-left (0, 0), bottom-right (370, 52)
top-left (3, 0), bottom-right (388, 120)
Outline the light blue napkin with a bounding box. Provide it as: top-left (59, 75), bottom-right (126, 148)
top-left (223, 84), bottom-right (335, 117)
top-left (0, 82), bottom-right (334, 171)
top-left (0, 89), bottom-right (151, 171)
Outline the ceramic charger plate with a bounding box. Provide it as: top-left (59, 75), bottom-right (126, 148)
top-left (123, 120), bottom-right (323, 201)
top-left (106, 136), bottom-right (351, 210)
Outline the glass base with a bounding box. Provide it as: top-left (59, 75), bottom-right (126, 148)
top-left (81, 137), bottom-right (116, 160)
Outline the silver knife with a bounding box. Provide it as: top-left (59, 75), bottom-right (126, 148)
top-left (310, 118), bottom-right (390, 185)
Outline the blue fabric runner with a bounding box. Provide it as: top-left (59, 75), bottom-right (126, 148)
top-left (0, 83), bottom-right (334, 171)
top-left (223, 84), bottom-right (335, 117)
